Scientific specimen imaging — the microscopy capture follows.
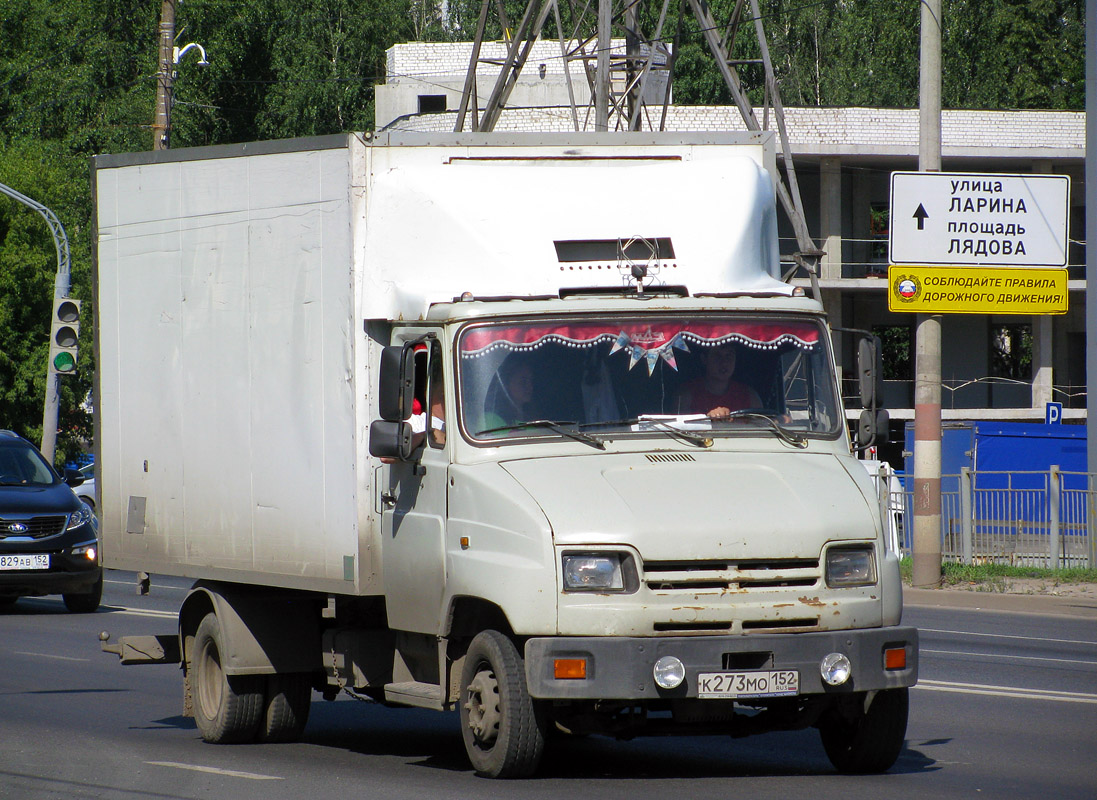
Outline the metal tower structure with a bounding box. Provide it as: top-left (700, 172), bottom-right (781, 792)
top-left (453, 0), bottom-right (822, 286)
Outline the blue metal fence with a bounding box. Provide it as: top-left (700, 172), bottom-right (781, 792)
top-left (897, 469), bottom-right (1095, 568)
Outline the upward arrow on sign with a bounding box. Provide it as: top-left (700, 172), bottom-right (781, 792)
top-left (913, 203), bottom-right (929, 230)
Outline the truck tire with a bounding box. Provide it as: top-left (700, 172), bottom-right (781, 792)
top-left (819, 688), bottom-right (908, 774)
top-left (63, 574), bottom-right (102, 613)
top-left (258, 673), bottom-right (312, 743)
top-left (192, 612), bottom-right (263, 744)
top-left (459, 630), bottom-right (545, 778)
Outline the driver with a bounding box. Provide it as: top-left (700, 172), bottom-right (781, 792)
top-left (677, 343), bottom-right (761, 418)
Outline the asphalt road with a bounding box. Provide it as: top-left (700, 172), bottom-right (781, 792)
top-left (1, 572), bottom-right (1094, 799)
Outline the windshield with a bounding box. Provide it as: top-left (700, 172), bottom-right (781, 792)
top-left (457, 315), bottom-right (841, 443)
top-left (0, 443), bottom-right (59, 486)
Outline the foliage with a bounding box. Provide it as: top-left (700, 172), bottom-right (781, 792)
top-left (900, 556), bottom-right (1097, 587)
top-left (677, 0), bottom-right (1083, 110)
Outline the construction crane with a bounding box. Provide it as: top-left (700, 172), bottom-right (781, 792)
top-left (453, 0), bottom-right (823, 290)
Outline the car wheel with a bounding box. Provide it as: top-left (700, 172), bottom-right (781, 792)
top-left (819, 688), bottom-right (908, 774)
top-left (459, 630), bottom-right (546, 778)
top-left (63, 573), bottom-right (102, 613)
top-left (258, 673), bottom-right (312, 742)
top-left (191, 612), bottom-right (263, 743)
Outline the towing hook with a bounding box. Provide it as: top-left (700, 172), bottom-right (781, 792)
top-left (99, 630), bottom-right (122, 657)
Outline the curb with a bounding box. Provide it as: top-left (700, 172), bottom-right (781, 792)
top-left (904, 586), bottom-right (1097, 619)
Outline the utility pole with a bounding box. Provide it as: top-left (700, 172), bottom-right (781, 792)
top-left (911, 0), bottom-right (943, 587)
top-left (153, 0), bottom-right (175, 150)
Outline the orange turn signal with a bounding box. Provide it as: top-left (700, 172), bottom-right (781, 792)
top-left (884, 647), bottom-right (907, 670)
top-left (554, 658), bottom-right (587, 680)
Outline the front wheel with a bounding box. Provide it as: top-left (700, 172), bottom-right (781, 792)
top-left (459, 630), bottom-right (545, 778)
top-left (63, 573), bottom-right (102, 613)
top-left (191, 613), bottom-right (264, 743)
top-left (819, 688), bottom-right (909, 774)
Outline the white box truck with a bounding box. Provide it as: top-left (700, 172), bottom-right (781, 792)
top-left (94, 131), bottom-right (917, 777)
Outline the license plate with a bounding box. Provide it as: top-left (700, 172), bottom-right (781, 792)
top-left (697, 669), bottom-right (799, 698)
top-left (0, 554), bottom-right (50, 571)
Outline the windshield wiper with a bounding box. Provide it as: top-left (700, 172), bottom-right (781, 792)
top-left (477, 420), bottom-right (605, 450)
top-left (580, 416), bottom-right (713, 448)
top-left (704, 410), bottom-right (808, 448)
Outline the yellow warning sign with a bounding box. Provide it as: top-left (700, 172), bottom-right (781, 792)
top-left (887, 265), bottom-right (1068, 314)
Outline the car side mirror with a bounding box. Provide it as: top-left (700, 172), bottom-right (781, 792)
top-left (857, 408), bottom-right (891, 449)
top-left (377, 345), bottom-right (415, 422)
top-left (857, 335), bottom-right (884, 409)
top-left (369, 420), bottom-right (414, 461)
top-left (63, 468), bottom-right (85, 487)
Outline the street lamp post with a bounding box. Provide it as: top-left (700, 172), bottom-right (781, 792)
top-left (0, 183), bottom-right (71, 463)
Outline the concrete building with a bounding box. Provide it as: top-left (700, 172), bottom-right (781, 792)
top-left (375, 41), bottom-right (1087, 444)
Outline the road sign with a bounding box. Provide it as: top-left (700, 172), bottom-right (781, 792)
top-left (1046, 402), bottom-right (1063, 425)
top-left (889, 172), bottom-right (1070, 267)
top-left (887, 265), bottom-right (1068, 314)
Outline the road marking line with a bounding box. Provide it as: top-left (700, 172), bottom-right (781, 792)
top-left (105, 606), bottom-right (178, 619)
top-left (916, 679), bottom-right (1097, 704)
top-left (919, 627), bottom-right (1097, 647)
top-left (922, 647), bottom-right (1097, 667)
top-left (144, 762), bottom-right (283, 781)
top-left (13, 652), bottom-right (88, 662)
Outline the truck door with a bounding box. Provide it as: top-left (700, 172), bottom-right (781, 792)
top-left (380, 337), bottom-right (448, 634)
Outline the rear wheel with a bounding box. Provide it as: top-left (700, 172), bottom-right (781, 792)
top-left (63, 573), bottom-right (102, 613)
top-left (459, 630), bottom-right (545, 778)
top-left (258, 673), bottom-right (312, 742)
top-left (191, 612), bottom-right (263, 743)
top-left (819, 688), bottom-right (909, 774)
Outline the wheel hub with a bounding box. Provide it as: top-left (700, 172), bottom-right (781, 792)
top-left (464, 668), bottom-right (501, 745)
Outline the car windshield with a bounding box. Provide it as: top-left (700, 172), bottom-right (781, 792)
top-left (0, 443), bottom-right (59, 486)
top-left (457, 315), bottom-right (841, 444)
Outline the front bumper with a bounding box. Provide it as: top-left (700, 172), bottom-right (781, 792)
top-left (525, 626), bottom-right (918, 700)
top-left (0, 526), bottom-right (101, 597)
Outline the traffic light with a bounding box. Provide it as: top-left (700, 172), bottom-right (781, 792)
top-left (48, 297), bottom-right (80, 375)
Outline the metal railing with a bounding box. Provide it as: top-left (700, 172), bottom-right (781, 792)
top-left (895, 468), bottom-right (1096, 568)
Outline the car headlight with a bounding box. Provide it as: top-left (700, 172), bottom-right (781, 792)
top-left (71, 542), bottom-right (98, 562)
top-left (825, 545), bottom-right (876, 587)
top-left (67, 504), bottom-right (93, 531)
top-left (561, 552), bottom-right (636, 593)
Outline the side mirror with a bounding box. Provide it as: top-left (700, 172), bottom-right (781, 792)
top-left (857, 408), bottom-right (891, 449)
top-left (63, 468), bottom-right (84, 487)
top-left (378, 345), bottom-right (415, 422)
top-left (369, 420), bottom-right (414, 460)
top-left (857, 335), bottom-right (884, 409)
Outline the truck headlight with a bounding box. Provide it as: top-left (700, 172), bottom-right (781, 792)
top-left (562, 552), bottom-right (636, 592)
top-left (825, 545), bottom-right (876, 588)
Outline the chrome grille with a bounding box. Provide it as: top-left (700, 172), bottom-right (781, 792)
top-left (0, 515), bottom-right (67, 539)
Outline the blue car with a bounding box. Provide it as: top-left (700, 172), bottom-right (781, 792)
top-left (0, 431), bottom-right (101, 612)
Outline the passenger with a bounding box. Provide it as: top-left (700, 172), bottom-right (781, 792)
top-left (677, 343), bottom-right (761, 418)
top-left (482, 357), bottom-right (535, 431)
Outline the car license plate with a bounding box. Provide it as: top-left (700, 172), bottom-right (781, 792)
top-left (0, 554), bottom-right (50, 571)
top-left (697, 670), bottom-right (799, 699)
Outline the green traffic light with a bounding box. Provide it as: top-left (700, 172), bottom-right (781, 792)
top-left (52, 351), bottom-right (76, 373)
